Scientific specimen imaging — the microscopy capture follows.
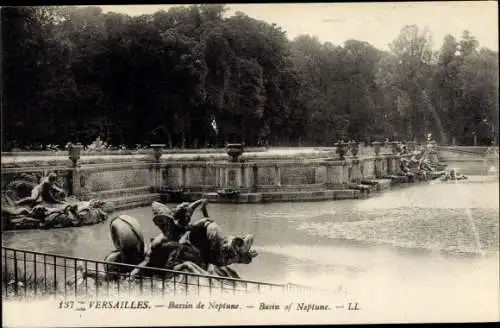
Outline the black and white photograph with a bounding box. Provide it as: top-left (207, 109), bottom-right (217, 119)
top-left (1, 2), bottom-right (498, 326)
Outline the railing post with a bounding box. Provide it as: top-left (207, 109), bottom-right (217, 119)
top-left (44, 254), bottom-right (47, 293)
top-left (1, 247), bottom-right (304, 300)
top-left (34, 254), bottom-right (37, 296)
top-left (23, 252), bottom-right (27, 297)
top-left (53, 255), bottom-right (57, 297)
top-left (13, 250), bottom-right (18, 296)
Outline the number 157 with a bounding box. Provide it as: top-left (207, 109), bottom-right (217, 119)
top-left (59, 301), bottom-right (74, 309)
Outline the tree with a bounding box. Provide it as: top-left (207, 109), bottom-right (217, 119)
top-left (375, 25), bottom-right (435, 142)
top-left (2, 6), bottom-right (497, 148)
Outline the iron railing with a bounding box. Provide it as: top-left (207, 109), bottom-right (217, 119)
top-left (2, 247), bottom-right (313, 300)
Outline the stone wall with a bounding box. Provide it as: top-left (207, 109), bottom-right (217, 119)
top-left (76, 163), bottom-right (152, 199)
top-left (1, 148), bottom-right (402, 206)
top-left (154, 156), bottom-right (400, 193)
top-left (1, 160), bottom-right (153, 203)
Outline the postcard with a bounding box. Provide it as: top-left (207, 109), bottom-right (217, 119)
top-left (1, 2), bottom-right (498, 326)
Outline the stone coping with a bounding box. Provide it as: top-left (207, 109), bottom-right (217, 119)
top-left (1, 146), bottom-right (395, 165)
top-left (1, 154), bottom-right (397, 171)
top-left (1, 147), bottom-right (269, 157)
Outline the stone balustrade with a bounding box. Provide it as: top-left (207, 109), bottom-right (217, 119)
top-left (1, 144), bottom-right (408, 206)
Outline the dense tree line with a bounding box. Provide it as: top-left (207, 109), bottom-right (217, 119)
top-left (2, 5), bottom-right (498, 149)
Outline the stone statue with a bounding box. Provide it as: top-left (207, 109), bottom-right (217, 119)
top-left (87, 199), bottom-right (258, 284)
top-left (440, 168), bottom-right (468, 181)
top-left (7, 172), bottom-right (66, 207)
top-left (131, 200), bottom-right (257, 279)
top-left (1, 173), bottom-right (113, 230)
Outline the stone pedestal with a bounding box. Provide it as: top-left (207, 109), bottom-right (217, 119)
top-left (372, 141), bottom-right (382, 157)
top-left (70, 167), bottom-right (82, 197)
top-left (325, 164), bottom-right (335, 186)
top-left (241, 165), bottom-right (250, 189)
top-left (386, 157), bottom-right (394, 174)
top-left (150, 163), bottom-right (163, 192)
top-left (274, 165), bottom-right (281, 186)
top-left (350, 160), bottom-right (362, 182)
top-left (360, 160), bottom-right (371, 179)
top-left (252, 165), bottom-right (259, 192)
top-left (216, 166), bottom-right (224, 188)
top-left (67, 143), bottom-right (85, 198)
top-left (180, 165), bottom-right (187, 188)
top-left (226, 167), bottom-right (242, 189)
top-left (314, 165), bottom-right (327, 184)
top-left (374, 157), bottom-right (383, 178)
top-left (329, 163), bottom-right (344, 186)
top-left (342, 162), bottom-right (350, 184)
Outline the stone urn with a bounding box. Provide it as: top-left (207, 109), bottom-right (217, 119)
top-left (384, 139), bottom-right (390, 149)
top-left (372, 141), bottom-right (382, 157)
top-left (350, 141), bottom-right (360, 158)
top-left (68, 143), bottom-right (83, 167)
top-left (335, 140), bottom-right (348, 160)
top-left (226, 143), bottom-right (244, 163)
top-left (391, 141), bottom-right (401, 154)
top-left (150, 144), bottom-right (165, 162)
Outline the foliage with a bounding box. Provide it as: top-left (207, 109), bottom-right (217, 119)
top-left (2, 6), bottom-right (498, 150)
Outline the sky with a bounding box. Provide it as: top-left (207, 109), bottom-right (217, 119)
top-left (99, 2), bottom-right (498, 51)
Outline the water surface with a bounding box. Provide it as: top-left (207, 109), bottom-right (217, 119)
top-left (3, 170), bottom-right (499, 318)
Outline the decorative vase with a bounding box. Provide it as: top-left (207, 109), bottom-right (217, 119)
top-left (150, 144), bottom-right (165, 162)
top-left (391, 141), bottom-right (401, 154)
top-left (226, 143), bottom-right (244, 163)
top-left (68, 143), bottom-right (83, 167)
top-left (350, 141), bottom-right (360, 158)
top-left (335, 141), bottom-right (347, 160)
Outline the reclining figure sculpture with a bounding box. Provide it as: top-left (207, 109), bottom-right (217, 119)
top-left (1, 172), bottom-right (113, 230)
